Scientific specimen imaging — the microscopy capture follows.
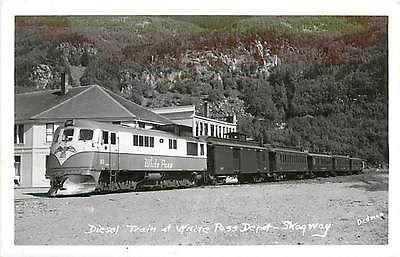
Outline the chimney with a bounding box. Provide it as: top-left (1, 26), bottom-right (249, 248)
top-left (61, 72), bottom-right (69, 95)
top-left (226, 114), bottom-right (237, 124)
top-left (203, 100), bottom-right (210, 118)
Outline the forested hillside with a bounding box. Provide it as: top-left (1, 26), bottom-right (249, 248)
top-left (14, 16), bottom-right (388, 165)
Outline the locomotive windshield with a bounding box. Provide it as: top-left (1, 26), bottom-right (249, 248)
top-left (62, 129), bottom-right (74, 141)
top-left (79, 129), bottom-right (94, 141)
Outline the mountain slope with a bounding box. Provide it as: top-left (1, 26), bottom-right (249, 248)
top-left (14, 16), bottom-right (388, 165)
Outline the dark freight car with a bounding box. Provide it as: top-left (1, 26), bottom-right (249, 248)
top-left (206, 136), bottom-right (268, 181)
top-left (307, 153), bottom-right (333, 175)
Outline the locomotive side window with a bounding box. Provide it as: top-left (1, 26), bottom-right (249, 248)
top-left (187, 142), bottom-right (198, 156)
top-left (133, 134), bottom-right (154, 147)
top-left (200, 144), bottom-right (204, 156)
top-left (62, 129), bottom-right (74, 142)
top-left (169, 139), bottom-right (177, 149)
top-left (102, 131), bottom-right (109, 144)
top-left (79, 129), bottom-right (93, 141)
top-left (110, 132), bottom-right (116, 145)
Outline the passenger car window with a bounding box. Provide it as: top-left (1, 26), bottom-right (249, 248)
top-left (79, 129), bottom-right (93, 141)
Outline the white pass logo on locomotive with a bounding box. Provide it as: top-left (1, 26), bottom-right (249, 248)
top-left (144, 157), bottom-right (173, 169)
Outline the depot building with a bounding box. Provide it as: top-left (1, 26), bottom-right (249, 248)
top-left (14, 83), bottom-right (237, 187)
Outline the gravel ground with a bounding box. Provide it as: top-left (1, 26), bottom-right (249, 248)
top-left (14, 170), bottom-right (388, 245)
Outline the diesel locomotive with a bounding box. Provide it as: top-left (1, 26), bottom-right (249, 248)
top-left (46, 119), bottom-right (364, 196)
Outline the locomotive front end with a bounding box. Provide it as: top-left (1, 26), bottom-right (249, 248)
top-left (46, 120), bottom-right (100, 196)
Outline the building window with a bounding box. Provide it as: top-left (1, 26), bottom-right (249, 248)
top-left (14, 124), bottom-right (24, 144)
top-left (150, 137), bottom-right (154, 147)
top-left (187, 142), bottom-right (198, 156)
top-left (45, 123), bottom-right (54, 143)
top-left (133, 135), bottom-right (138, 146)
top-left (200, 144), bottom-right (205, 156)
top-left (14, 155), bottom-right (21, 177)
top-left (195, 122), bottom-right (199, 137)
top-left (144, 136), bottom-right (149, 147)
top-left (200, 122), bottom-right (203, 136)
top-left (138, 122), bottom-right (145, 128)
top-left (169, 139), bottom-right (177, 149)
top-left (204, 123), bottom-right (208, 136)
top-left (210, 124), bottom-right (214, 137)
top-left (139, 135), bottom-right (144, 146)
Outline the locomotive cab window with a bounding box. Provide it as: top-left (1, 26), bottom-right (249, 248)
top-left (79, 129), bottom-right (93, 141)
top-left (62, 129), bottom-right (74, 142)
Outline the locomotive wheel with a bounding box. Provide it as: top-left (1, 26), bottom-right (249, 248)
top-left (296, 173), bottom-right (305, 180)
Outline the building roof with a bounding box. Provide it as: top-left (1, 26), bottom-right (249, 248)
top-left (152, 105), bottom-right (196, 113)
top-left (15, 85), bottom-right (173, 125)
top-left (152, 105), bottom-right (195, 120)
top-left (152, 105), bottom-right (237, 126)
